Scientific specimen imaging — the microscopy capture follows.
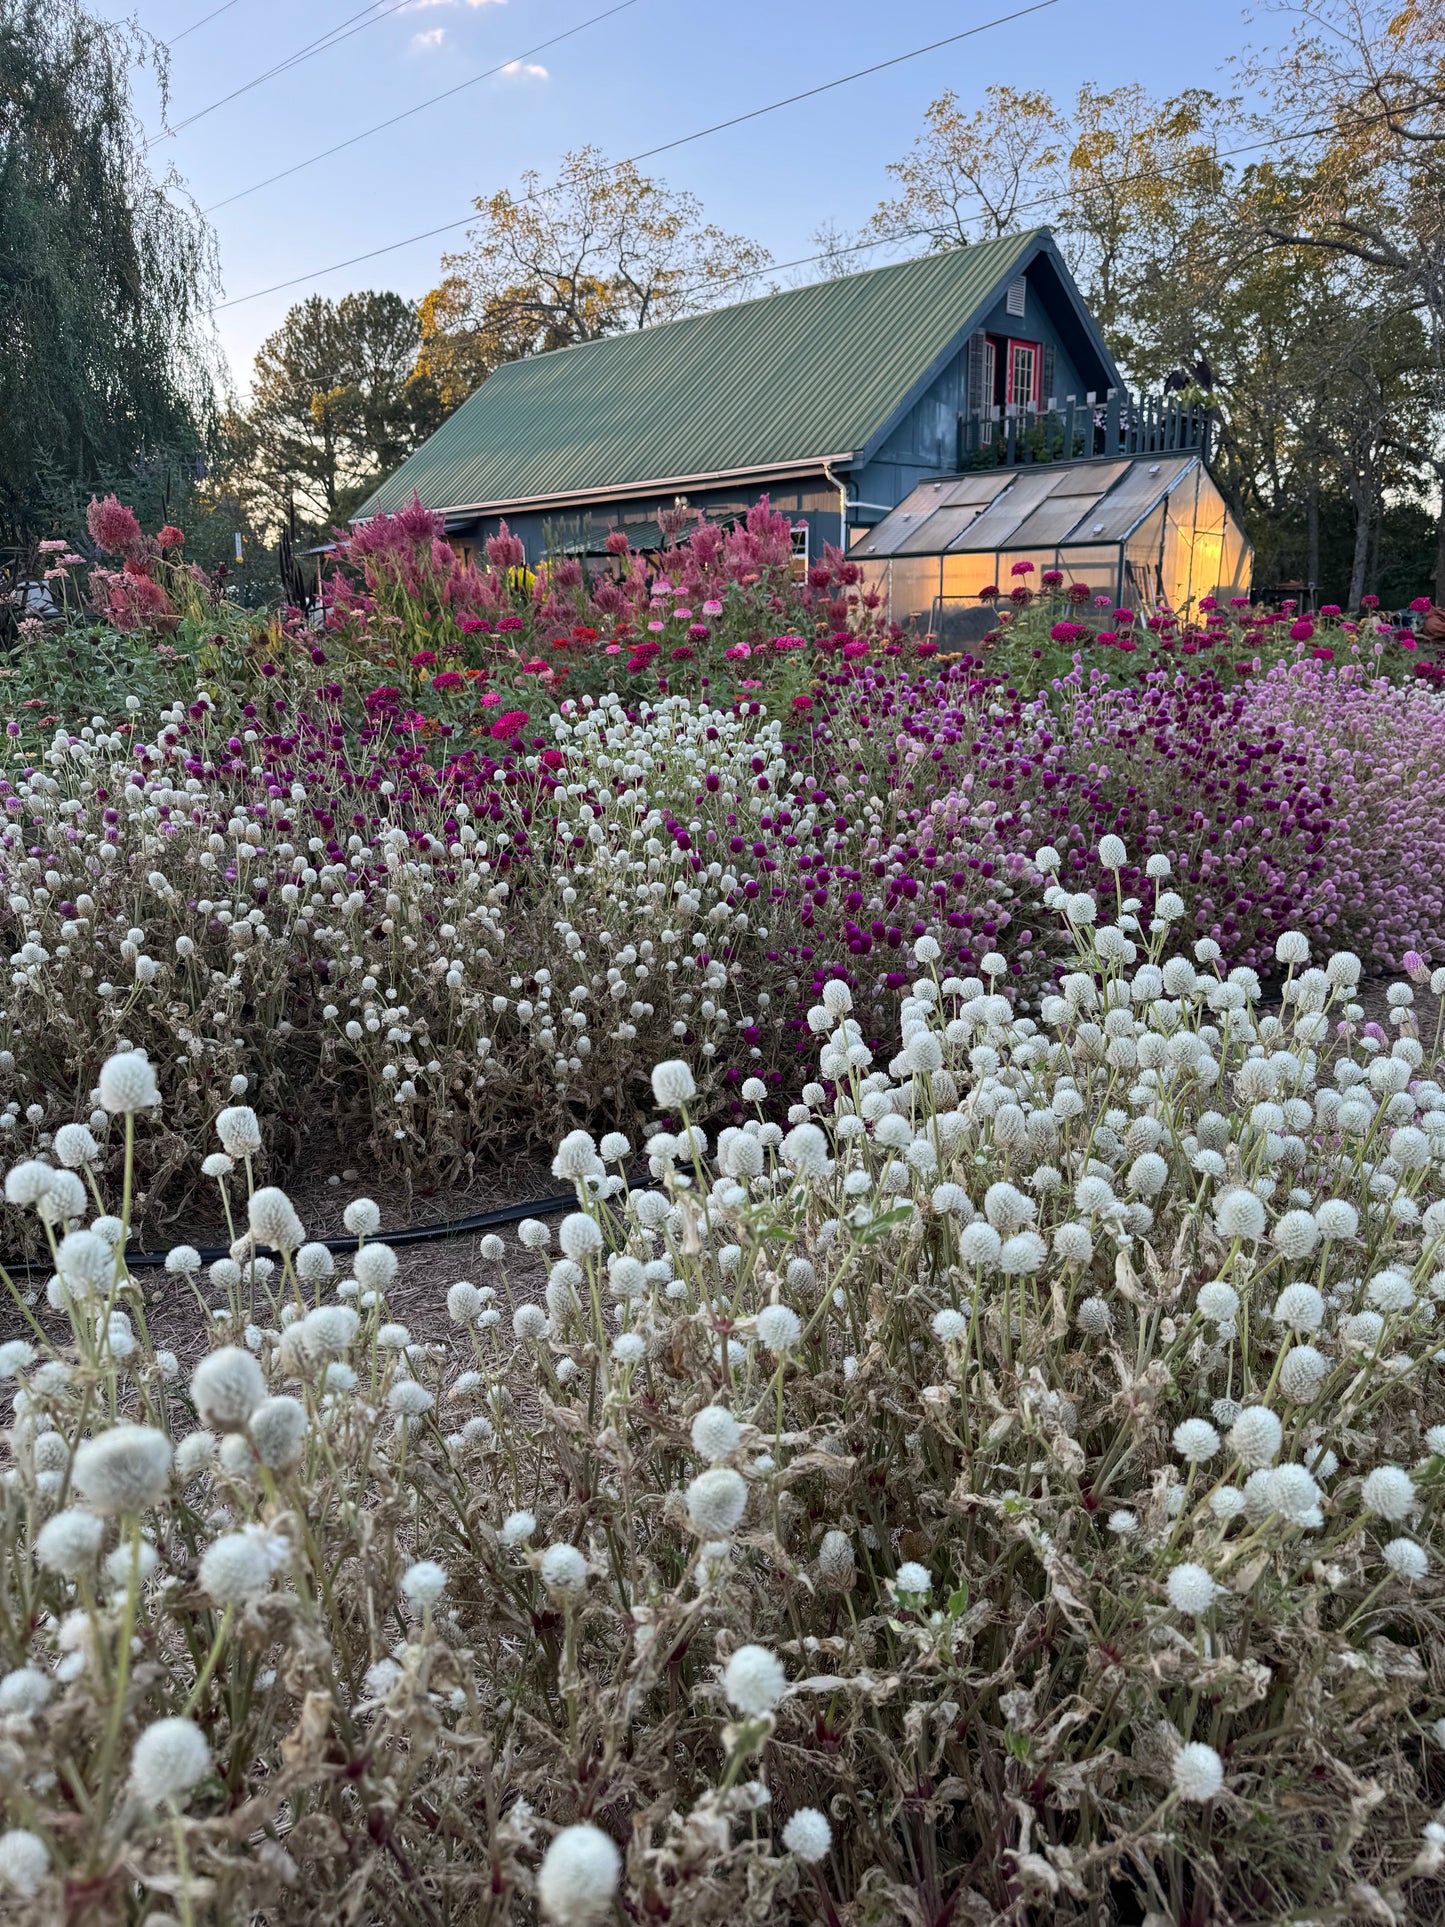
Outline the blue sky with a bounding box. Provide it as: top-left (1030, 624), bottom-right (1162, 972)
top-left (123, 0), bottom-right (1264, 391)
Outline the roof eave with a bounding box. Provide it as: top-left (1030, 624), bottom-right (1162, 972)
top-left (354, 453), bottom-right (859, 525)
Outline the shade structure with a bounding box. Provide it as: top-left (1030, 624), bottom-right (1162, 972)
top-left (853, 453), bottom-right (1252, 647)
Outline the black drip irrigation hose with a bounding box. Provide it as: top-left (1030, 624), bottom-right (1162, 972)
top-left (2, 1188), bottom-right (584, 1280)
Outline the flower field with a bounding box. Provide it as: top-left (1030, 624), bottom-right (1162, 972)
top-left (3, 496), bottom-right (1445, 1921)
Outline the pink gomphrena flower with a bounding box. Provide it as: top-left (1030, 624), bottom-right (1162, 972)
top-left (1010, 559), bottom-right (1036, 578)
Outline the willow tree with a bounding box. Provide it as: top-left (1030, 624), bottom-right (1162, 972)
top-left (0, 0), bottom-right (217, 537)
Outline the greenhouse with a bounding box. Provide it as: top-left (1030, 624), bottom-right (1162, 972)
top-left (852, 450), bottom-right (1252, 647)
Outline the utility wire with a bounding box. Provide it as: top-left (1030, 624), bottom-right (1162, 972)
top-left (168, 0), bottom-right (244, 45)
top-left (203, 0), bottom-right (644, 214)
top-left (149, 0), bottom-right (410, 147)
top-left (212, 0), bottom-right (1060, 310)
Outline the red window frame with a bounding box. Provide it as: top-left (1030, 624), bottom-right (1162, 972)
top-left (1006, 337), bottom-right (1041, 409)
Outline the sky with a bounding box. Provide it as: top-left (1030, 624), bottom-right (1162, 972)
top-left (118, 0), bottom-right (1269, 394)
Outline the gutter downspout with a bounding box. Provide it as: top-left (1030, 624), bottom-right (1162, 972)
top-left (823, 462), bottom-right (894, 550)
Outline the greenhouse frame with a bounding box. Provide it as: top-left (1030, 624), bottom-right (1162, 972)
top-left (852, 451), bottom-right (1252, 647)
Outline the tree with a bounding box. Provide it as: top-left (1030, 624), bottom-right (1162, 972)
top-left (869, 87), bottom-right (1066, 248)
top-left (241, 291), bottom-right (441, 532)
top-left (419, 147), bottom-right (769, 386)
top-left (1246, 0), bottom-right (1445, 590)
top-left (0, 0), bottom-right (217, 538)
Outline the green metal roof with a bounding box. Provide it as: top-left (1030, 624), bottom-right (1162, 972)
top-left (357, 232), bottom-right (1048, 520)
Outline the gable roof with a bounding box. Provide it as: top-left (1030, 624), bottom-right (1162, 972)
top-left (358, 229), bottom-right (1116, 521)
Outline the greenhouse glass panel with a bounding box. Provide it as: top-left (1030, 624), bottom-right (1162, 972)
top-left (1076, 455), bottom-right (1197, 543)
top-left (881, 556), bottom-right (943, 623)
top-left (941, 554), bottom-right (1004, 600)
top-left (950, 469), bottom-right (1067, 550)
top-left (1124, 504), bottom-right (1169, 606)
top-left (893, 504), bottom-right (993, 555)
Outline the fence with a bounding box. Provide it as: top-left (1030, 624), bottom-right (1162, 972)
top-left (958, 391), bottom-right (1209, 471)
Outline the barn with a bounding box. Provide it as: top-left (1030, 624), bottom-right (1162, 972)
top-left (354, 227), bottom-right (1249, 621)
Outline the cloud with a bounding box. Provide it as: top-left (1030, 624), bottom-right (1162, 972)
top-left (501, 58), bottom-right (547, 77)
top-left (412, 26), bottom-right (445, 46)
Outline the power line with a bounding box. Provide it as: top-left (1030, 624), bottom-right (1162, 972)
top-left (168, 0), bottom-right (244, 45)
top-left (211, 0), bottom-right (1060, 311)
top-left (149, 0), bottom-right (411, 147)
top-left (202, 0), bottom-right (644, 214)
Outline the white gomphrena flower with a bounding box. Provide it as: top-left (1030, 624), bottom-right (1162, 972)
top-left (1279, 1346), bottom-right (1329, 1403)
top-left (35, 1506), bottom-right (103, 1575)
top-left (201, 1153), bottom-right (234, 1180)
top-left (517, 1217), bottom-right (552, 1250)
top-left (387, 1381), bottom-right (434, 1419)
top-left (536, 1823), bottom-right (621, 1927)
top-left (301, 1305), bottom-right (360, 1357)
top-left (129, 1716), bottom-right (211, 1807)
top-left (905, 1031), bottom-right (944, 1076)
top-left (999, 1231), bottom-right (1046, 1275)
top-left (599, 1131), bottom-right (631, 1161)
top-left (686, 1467), bottom-right (747, 1537)
top-left (821, 979), bottom-right (853, 1017)
top-left (932, 1308), bottom-right (968, 1342)
top-left (0, 1667), bottom-right (52, 1717)
top-left (248, 1186), bottom-right (304, 1252)
top-left (175, 1431), bottom-right (217, 1480)
top-left (1076, 1297), bottom-right (1112, 1334)
top-left (191, 1347), bottom-right (266, 1430)
top-left (501, 1509), bottom-right (536, 1548)
top-left (723, 1643), bottom-right (787, 1716)
top-left (343, 1198), bottom-right (381, 1237)
top-left (1214, 1189), bottom-right (1266, 1241)
top-left (1362, 1465), bottom-right (1415, 1522)
top-left (56, 1230), bottom-right (113, 1294)
top-left (540, 1543), bottom-right (588, 1595)
top-left (447, 1281), bottom-right (482, 1323)
top-left (1173, 1418), bottom-right (1220, 1464)
top-left (651, 1060), bottom-right (696, 1108)
top-left (755, 1304), bottom-right (802, 1352)
top-left (1272, 1282), bottom-right (1325, 1333)
top-left (552, 1130), bottom-right (603, 1181)
top-left (1172, 1741), bottom-right (1224, 1803)
top-left (558, 1213), bottom-right (602, 1262)
top-left (215, 1105), bottom-right (262, 1158)
top-left (958, 1221), bottom-right (1002, 1269)
top-left (782, 1807), bottom-right (832, 1862)
top-left (4, 1160), bottom-right (56, 1207)
top-left (1275, 931), bottom-right (1310, 966)
top-left (354, 1243), bottom-right (398, 1292)
top-left (513, 1303), bottom-right (547, 1341)
top-left (1230, 1406), bottom-right (1283, 1469)
top-left (98, 1049), bottom-right (160, 1114)
top-left (1366, 1269), bottom-right (1415, 1314)
top-left (200, 1531), bottom-right (277, 1603)
top-left (249, 1395), bottom-right (307, 1469)
top-left (1098, 834), bottom-right (1126, 869)
top-left (1127, 1152), bottom-right (1167, 1199)
top-left (1268, 1463), bottom-right (1322, 1525)
top-left (0, 1828), bottom-right (49, 1898)
top-left (893, 1561), bottom-right (931, 1602)
top-left (1197, 1280), bottom-right (1239, 1323)
top-left (479, 1233), bottom-right (505, 1262)
top-left (164, 1244), bottom-right (202, 1277)
top-left (782, 1121), bottom-right (830, 1177)
top-left (1273, 1208), bottom-right (1321, 1260)
top-left (54, 1122), bottom-right (98, 1168)
top-left (691, 1406), bottom-right (742, 1459)
top-left (0, 1339), bottom-right (34, 1379)
top-left (1166, 1562), bottom-right (1219, 1616)
top-left (1316, 1199), bottom-right (1358, 1241)
top-left (35, 1168), bottom-right (86, 1225)
top-left (401, 1559), bottom-right (448, 1609)
top-left (296, 1242), bottom-right (335, 1282)
top-left (72, 1424), bottom-right (172, 1515)
top-left (1383, 1538), bottom-right (1428, 1580)
top-left (608, 1254), bottom-right (646, 1301)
